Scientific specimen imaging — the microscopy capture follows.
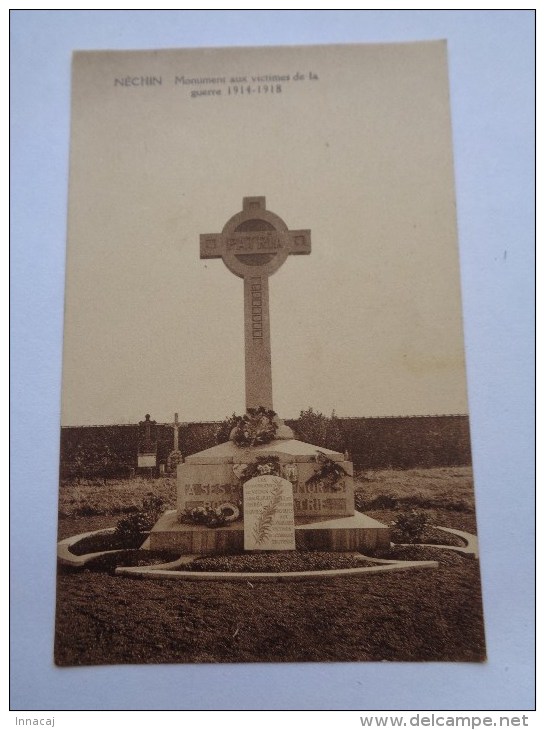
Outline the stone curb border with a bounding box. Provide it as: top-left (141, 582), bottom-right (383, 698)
top-left (58, 528), bottom-right (439, 578)
top-left (57, 528), bottom-right (122, 568)
top-left (114, 555), bottom-right (439, 581)
top-left (434, 526), bottom-right (479, 558)
top-left (58, 523), bottom-right (478, 577)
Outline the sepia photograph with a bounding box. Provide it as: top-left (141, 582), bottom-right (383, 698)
top-left (54, 41), bottom-right (487, 666)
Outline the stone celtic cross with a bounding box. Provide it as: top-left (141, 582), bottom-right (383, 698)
top-left (200, 197), bottom-right (311, 411)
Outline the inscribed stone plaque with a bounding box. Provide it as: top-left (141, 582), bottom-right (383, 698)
top-left (292, 461), bottom-right (354, 517)
top-left (243, 476), bottom-right (295, 551)
top-left (177, 462), bottom-right (241, 515)
top-left (137, 454), bottom-right (156, 468)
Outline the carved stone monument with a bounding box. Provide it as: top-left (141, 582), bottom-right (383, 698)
top-left (148, 198), bottom-right (390, 554)
top-left (200, 196), bottom-right (310, 411)
top-left (137, 414), bottom-right (157, 469)
top-left (243, 476), bottom-right (295, 551)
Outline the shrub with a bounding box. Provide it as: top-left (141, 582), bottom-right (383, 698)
top-left (371, 493), bottom-right (398, 509)
top-left (114, 493), bottom-right (166, 542)
top-left (167, 449), bottom-right (183, 472)
top-left (392, 510), bottom-right (430, 543)
top-left (142, 494), bottom-right (165, 517)
top-left (114, 514), bottom-right (153, 542)
top-left (354, 492), bottom-right (398, 513)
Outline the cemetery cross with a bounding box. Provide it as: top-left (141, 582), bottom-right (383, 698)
top-left (171, 412), bottom-right (179, 452)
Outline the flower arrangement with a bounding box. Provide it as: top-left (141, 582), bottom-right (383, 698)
top-left (180, 501), bottom-right (240, 528)
top-left (237, 455), bottom-right (282, 483)
top-left (231, 407), bottom-right (278, 447)
top-left (306, 450), bottom-right (349, 491)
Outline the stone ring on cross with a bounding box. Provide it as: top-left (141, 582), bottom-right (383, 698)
top-left (200, 196), bottom-right (311, 280)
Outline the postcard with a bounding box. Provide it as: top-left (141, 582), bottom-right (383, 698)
top-left (56, 41), bottom-right (485, 665)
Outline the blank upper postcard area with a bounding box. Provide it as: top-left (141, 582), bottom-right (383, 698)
top-left (62, 42), bottom-right (465, 426)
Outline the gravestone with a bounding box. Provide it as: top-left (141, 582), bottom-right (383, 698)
top-left (137, 414), bottom-right (157, 468)
top-left (243, 476), bottom-right (295, 551)
top-left (148, 198), bottom-right (390, 554)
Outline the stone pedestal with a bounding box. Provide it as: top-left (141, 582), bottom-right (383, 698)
top-left (148, 509), bottom-right (390, 554)
top-left (147, 438), bottom-right (391, 554)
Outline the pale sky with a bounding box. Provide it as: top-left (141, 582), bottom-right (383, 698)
top-left (61, 42), bottom-right (469, 425)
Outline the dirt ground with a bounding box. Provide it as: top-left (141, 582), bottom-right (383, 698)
top-left (55, 547), bottom-right (485, 665)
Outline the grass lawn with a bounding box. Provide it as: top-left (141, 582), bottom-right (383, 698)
top-left (55, 466), bottom-right (486, 665)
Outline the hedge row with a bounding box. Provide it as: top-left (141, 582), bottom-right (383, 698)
top-left (59, 414), bottom-right (471, 479)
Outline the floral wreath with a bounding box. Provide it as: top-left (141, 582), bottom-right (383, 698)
top-left (180, 501), bottom-right (241, 529)
top-left (306, 450), bottom-right (348, 491)
top-left (236, 455), bottom-right (282, 483)
top-left (231, 406), bottom-right (278, 447)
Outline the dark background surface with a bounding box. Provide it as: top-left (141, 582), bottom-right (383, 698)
top-left (10, 9), bottom-right (535, 712)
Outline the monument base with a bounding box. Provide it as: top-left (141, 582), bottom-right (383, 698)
top-left (147, 509), bottom-right (391, 555)
top-left (161, 437), bottom-right (391, 554)
top-left (178, 437), bottom-right (356, 519)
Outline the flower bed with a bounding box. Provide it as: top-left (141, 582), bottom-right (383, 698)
top-left (83, 549), bottom-right (183, 572)
top-left (185, 552), bottom-right (380, 573)
top-left (391, 525), bottom-right (465, 547)
top-left (68, 531), bottom-right (143, 555)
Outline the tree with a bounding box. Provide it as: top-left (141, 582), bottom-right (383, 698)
top-left (295, 407), bottom-right (346, 453)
